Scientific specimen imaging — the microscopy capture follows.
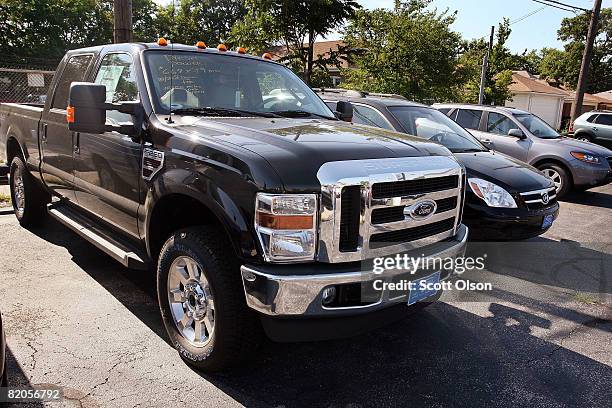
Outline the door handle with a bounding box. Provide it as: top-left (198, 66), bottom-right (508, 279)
top-left (41, 123), bottom-right (48, 142)
top-left (592, 127), bottom-right (598, 131)
top-left (482, 139), bottom-right (493, 144)
top-left (73, 132), bottom-right (80, 154)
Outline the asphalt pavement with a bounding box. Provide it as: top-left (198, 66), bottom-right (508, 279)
top-left (0, 183), bottom-right (610, 407)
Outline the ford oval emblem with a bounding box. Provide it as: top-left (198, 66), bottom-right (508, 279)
top-left (404, 199), bottom-right (437, 220)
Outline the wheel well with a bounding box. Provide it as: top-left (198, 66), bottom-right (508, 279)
top-left (6, 137), bottom-right (23, 163)
top-left (532, 158), bottom-right (574, 185)
top-left (148, 194), bottom-right (229, 260)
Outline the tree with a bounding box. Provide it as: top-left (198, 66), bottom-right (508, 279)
top-left (458, 18), bottom-right (519, 105)
top-left (341, 0), bottom-right (465, 102)
top-left (155, 0), bottom-right (247, 46)
top-left (539, 8), bottom-right (612, 92)
top-left (0, 0), bottom-right (164, 63)
top-left (230, 0), bottom-right (360, 84)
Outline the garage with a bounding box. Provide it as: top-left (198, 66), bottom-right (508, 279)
top-left (506, 71), bottom-right (566, 130)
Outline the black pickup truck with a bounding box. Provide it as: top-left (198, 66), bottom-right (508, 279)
top-left (0, 42), bottom-right (468, 370)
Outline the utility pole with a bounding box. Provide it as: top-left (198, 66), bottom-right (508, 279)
top-left (113, 0), bottom-right (133, 44)
top-left (478, 26), bottom-right (495, 105)
top-left (570, 0), bottom-right (602, 123)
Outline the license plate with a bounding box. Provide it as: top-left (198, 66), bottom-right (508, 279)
top-left (542, 214), bottom-right (554, 229)
top-left (407, 271), bottom-right (441, 306)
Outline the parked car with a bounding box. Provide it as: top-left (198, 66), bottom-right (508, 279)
top-left (0, 42), bottom-right (469, 371)
top-left (571, 110), bottom-right (612, 144)
top-left (320, 90), bottom-right (559, 240)
top-left (433, 104), bottom-right (612, 198)
top-left (1, 311), bottom-right (7, 388)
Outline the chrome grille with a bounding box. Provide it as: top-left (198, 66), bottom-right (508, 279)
top-left (520, 186), bottom-right (557, 210)
top-left (317, 156), bottom-right (464, 263)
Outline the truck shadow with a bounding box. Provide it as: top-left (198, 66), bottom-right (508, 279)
top-left (24, 216), bottom-right (612, 407)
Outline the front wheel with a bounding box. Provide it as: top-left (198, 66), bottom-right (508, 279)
top-left (9, 156), bottom-right (49, 227)
top-left (538, 163), bottom-right (571, 198)
top-left (157, 227), bottom-right (261, 371)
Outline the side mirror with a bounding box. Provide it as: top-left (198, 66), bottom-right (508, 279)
top-left (68, 83), bottom-right (106, 134)
top-left (335, 100), bottom-right (354, 122)
top-left (508, 128), bottom-right (526, 139)
top-left (68, 82), bottom-right (144, 136)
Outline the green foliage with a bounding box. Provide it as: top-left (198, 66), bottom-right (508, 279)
top-left (156, 0), bottom-right (247, 46)
top-left (539, 8), bottom-right (612, 92)
top-left (230, 0), bottom-right (360, 84)
top-left (341, 0), bottom-right (465, 103)
top-left (458, 19), bottom-right (524, 105)
top-left (0, 0), bottom-right (163, 61)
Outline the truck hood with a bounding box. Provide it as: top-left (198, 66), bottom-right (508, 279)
top-left (173, 116), bottom-right (453, 191)
top-left (542, 136), bottom-right (612, 157)
top-left (456, 151), bottom-right (553, 193)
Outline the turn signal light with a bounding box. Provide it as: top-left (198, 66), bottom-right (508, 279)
top-left (157, 38), bottom-right (168, 46)
top-left (217, 44), bottom-right (227, 52)
top-left (262, 52), bottom-right (272, 60)
top-left (236, 47), bottom-right (246, 54)
top-left (195, 41), bottom-right (206, 49)
top-left (66, 106), bottom-right (75, 123)
top-left (256, 212), bottom-right (314, 230)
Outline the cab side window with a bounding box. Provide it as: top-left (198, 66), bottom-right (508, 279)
top-left (487, 112), bottom-right (517, 135)
top-left (51, 55), bottom-right (93, 110)
top-left (352, 105), bottom-right (393, 130)
top-left (455, 109), bottom-right (482, 130)
top-left (94, 53), bottom-right (139, 123)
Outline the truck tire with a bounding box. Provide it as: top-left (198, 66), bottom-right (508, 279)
top-left (157, 226), bottom-right (261, 371)
top-left (9, 156), bottom-right (50, 227)
top-left (537, 163), bottom-right (571, 199)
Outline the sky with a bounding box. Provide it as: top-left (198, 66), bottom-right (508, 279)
top-left (153, 0), bottom-right (612, 52)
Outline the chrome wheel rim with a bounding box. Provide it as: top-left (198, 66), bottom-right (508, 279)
top-left (11, 165), bottom-right (25, 218)
top-left (167, 256), bottom-right (215, 347)
top-left (576, 136), bottom-right (590, 142)
top-left (542, 168), bottom-right (562, 192)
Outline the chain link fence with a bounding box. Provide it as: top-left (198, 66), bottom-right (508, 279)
top-left (0, 56), bottom-right (58, 104)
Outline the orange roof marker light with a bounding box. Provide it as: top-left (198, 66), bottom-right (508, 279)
top-left (236, 47), bottom-right (246, 54)
top-left (195, 41), bottom-right (206, 49)
top-left (66, 106), bottom-right (75, 123)
top-left (262, 52), bottom-right (273, 60)
top-left (217, 44), bottom-right (227, 52)
top-left (157, 37), bottom-right (168, 46)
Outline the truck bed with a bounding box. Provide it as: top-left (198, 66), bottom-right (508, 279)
top-left (0, 102), bottom-right (44, 170)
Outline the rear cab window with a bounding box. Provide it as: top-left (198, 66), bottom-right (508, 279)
top-left (51, 54), bottom-right (94, 110)
top-left (455, 109), bottom-right (482, 130)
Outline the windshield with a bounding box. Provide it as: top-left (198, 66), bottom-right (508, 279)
top-left (144, 51), bottom-right (335, 119)
top-left (388, 106), bottom-right (487, 153)
top-left (514, 114), bottom-right (560, 139)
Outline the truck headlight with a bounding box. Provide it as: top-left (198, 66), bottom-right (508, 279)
top-left (468, 178), bottom-right (517, 208)
top-left (255, 193), bottom-right (317, 262)
top-left (570, 151), bottom-right (600, 164)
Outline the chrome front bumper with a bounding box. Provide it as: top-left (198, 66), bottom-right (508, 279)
top-left (241, 224), bottom-right (468, 317)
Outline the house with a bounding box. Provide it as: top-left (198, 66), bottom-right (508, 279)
top-left (506, 71), bottom-right (566, 129)
top-left (594, 90), bottom-right (612, 110)
top-left (266, 40), bottom-right (352, 86)
top-left (561, 91), bottom-right (611, 123)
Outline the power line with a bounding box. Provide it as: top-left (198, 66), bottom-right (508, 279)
top-left (541, 0), bottom-right (590, 12)
top-left (530, 0), bottom-right (581, 13)
top-left (510, 6), bottom-right (547, 25)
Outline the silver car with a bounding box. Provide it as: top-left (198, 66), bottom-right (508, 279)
top-left (434, 104), bottom-right (612, 197)
top-left (572, 110), bottom-right (612, 144)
